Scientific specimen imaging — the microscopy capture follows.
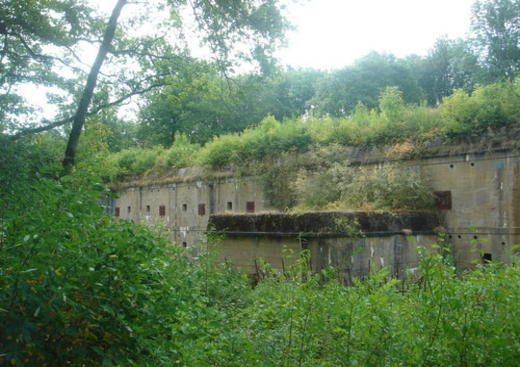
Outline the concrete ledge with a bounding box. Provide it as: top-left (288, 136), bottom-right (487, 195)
top-left (208, 211), bottom-right (441, 238)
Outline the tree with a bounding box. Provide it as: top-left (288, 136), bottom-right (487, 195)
top-left (471, 0), bottom-right (520, 79)
top-left (311, 52), bottom-right (423, 117)
top-left (63, 0), bottom-right (127, 173)
top-left (137, 66), bottom-right (324, 146)
top-left (4, 0), bottom-right (288, 172)
top-left (0, 0), bottom-right (98, 133)
top-left (413, 38), bottom-right (484, 105)
top-left (137, 61), bottom-right (250, 146)
top-left (268, 68), bottom-right (325, 120)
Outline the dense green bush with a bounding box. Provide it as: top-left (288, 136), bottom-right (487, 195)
top-left (339, 164), bottom-right (435, 210)
top-left (441, 81), bottom-right (520, 137)
top-left (103, 79), bottom-right (519, 176)
top-left (0, 149), bottom-right (245, 366)
top-left (154, 133), bottom-right (199, 169)
top-left (197, 116), bottom-right (312, 168)
top-left (196, 132), bottom-right (244, 168)
top-left (292, 145), bottom-right (434, 210)
top-left (222, 254), bottom-right (520, 366)
top-left (109, 147), bottom-right (164, 176)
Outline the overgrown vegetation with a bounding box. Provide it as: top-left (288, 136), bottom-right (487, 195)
top-left (226, 254), bottom-right (520, 367)
top-left (293, 150), bottom-right (434, 210)
top-left (105, 79), bottom-right (520, 175)
top-left (0, 142), bottom-right (248, 366)
top-left (2, 166), bottom-right (519, 366)
top-left (101, 80), bottom-right (518, 211)
top-left (245, 144), bottom-right (435, 211)
top-left (2, 132), bottom-right (520, 367)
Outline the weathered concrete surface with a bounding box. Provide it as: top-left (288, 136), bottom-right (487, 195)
top-left (216, 236), bottom-right (302, 275)
top-left (209, 211), bottom-right (440, 236)
top-left (418, 151), bottom-right (518, 268)
top-left (114, 175), bottom-right (267, 247)
top-left (209, 211), bottom-right (440, 280)
top-left (306, 235), bottom-right (437, 283)
top-left (113, 146), bottom-right (520, 273)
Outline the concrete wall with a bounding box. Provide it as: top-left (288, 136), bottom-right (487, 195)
top-left (113, 148), bottom-right (520, 271)
top-left (416, 151), bottom-right (518, 267)
top-left (114, 176), bottom-right (268, 247)
top-left (217, 236), bottom-right (302, 274)
top-left (214, 233), bottom-right (438, 282)
top-left (209, 211), bottom-right (441, 281)
top-left (306, 235), bottom-right (438, 283)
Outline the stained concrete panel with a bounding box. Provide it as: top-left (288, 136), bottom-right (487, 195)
top-left (113, 149), bottom-right (520, 273)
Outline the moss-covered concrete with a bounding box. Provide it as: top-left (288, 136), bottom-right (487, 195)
top-left (208, 211), bottom-right (441, 237)
top-left (113, 145), bottom-right (520, 272)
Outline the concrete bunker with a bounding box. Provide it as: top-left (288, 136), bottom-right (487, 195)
top-left (208, 211), bottom-right (441, 283)
top-left (111, 145), bottom-right (520, 271)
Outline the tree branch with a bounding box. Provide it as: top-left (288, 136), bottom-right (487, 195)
top-left (14, 33), bottom-right (85, 74)
top-left (92, 81), bottom-right (166, 112)
top-left (62, 0), bottom-right (128, 173)
top-left (9, 82), bottom-right (166, 140)
top-left (109, 48), bottom-right (187, 61)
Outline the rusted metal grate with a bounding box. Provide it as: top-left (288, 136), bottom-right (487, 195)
top-left (246, 201), bottom-right (255, 213)
top-left (159, 205), bottom-right (166, 217)
top-left (198, 204), bottom-right (206, 216)
top-left (115, 207), bottom-right (120, 217)
top-left (434, 191), bottom-right (452, 210)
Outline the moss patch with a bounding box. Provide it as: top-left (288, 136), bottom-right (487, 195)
top-left (208, 211), bottom-right (441, 237)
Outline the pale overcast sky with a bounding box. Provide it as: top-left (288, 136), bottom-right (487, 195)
top-left (21, 0), bottom-right (477, 122)
top-left (90, 0), bottom-right (475, 70)
top-left (275, 0), bottom-right (475, 69)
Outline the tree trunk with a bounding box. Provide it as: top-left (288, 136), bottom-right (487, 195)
top-left (62, 0), bottom-right (127, 174)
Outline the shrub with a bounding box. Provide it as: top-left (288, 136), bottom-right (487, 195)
top-left (307, 116), bottom-right (359, 145)
top-left (441, 80), bottom-right (520, 137)
top-left (294, 162), bottom-right (351, 208)
top-left (111, 147), bottom-right (163, 176)
top-left (379, 86), bottom-right (406, 122)
top-left (0, 170), bottom-right (245, 366)
top-left (130, 146), bottom-right (163, 173)
top-left (112, 148), bottom-right (141, 172)
top-left (293, 153), bottom-right (434, 211)
top-left (253, 152), bottom-right (304, 209)
top-left (224, 254), bottom-right (520, 366)
top-left (196, 133), bottom-right (244, 168)
top-left (339, 164), bottom-right (435, 210)
top-left (154, 132), bottom-right (199, 169)
top-left (291, 144), bottom-right (354, 209)
top-left (197, 116), bottom-right (313, 169)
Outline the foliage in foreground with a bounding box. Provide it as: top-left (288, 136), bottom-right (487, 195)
top-left (0, 143), bottom-right (247, 366)
top-left (3, 178), bottom-right (520, 367)
top-left (1, 141), bottom-right (519, 366)
top-left (224, 255), bottom-right (520, 367)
